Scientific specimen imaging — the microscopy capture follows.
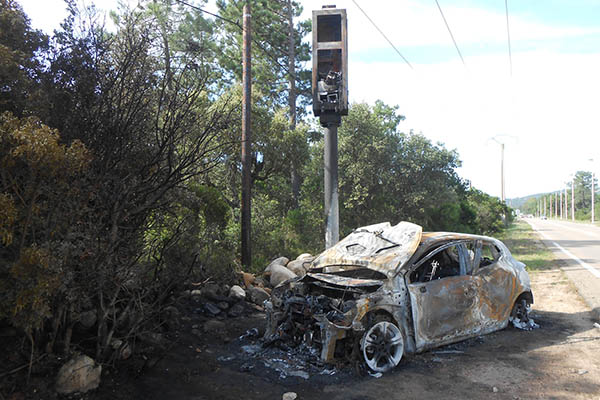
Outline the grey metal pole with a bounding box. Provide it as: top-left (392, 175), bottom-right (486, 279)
top-left (593, 172), bottom-right (595, 224)
top-left (324, 123), bottom-right (339, 248)
top-left (241, 3), bottom-right (252, 268)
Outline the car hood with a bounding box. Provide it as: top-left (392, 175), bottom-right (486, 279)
top-left (311, 221), bottom-right (422, 277)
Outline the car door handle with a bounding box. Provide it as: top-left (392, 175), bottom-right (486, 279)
top-left (420, 286), bottom-right (427, 293)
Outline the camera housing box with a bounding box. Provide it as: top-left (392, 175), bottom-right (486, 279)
top-left (312, 7), bottom-right (348, 118)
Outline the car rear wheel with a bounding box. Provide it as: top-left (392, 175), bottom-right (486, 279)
top-left (361, 319), bottom-right (404, 372)
top-left (509, 297), bottom-right (538, 330)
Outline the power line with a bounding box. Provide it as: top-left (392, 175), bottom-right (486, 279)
top-left (172, 0), bottom-right (292, 75)
top-left (505, 0), bottom-right (513, 76)
top-left (173, 0), bottom-right (240, 28)
top-left (351, 0), bottom-right (414, 70)
top-left (434, 0), bottom-right (465, 66)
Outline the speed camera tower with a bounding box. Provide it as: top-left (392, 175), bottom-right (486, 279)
top-left (312, 6), bottom-right (348, 248)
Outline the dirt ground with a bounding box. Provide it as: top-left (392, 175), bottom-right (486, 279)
top-left (4, 267), bottom-right (600, 400)
top-left (99, 267), bottom-right (600, 400)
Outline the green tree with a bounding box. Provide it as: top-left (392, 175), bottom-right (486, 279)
top-left (0, 0), bottom-right (48, 115)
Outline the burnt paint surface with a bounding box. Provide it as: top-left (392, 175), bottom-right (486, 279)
top-left (406, 242), bottom-right (530, 352)
top-left (312, 221), bottom-right (422, 276)
top-left (407, 276), bottom-right (480, 350)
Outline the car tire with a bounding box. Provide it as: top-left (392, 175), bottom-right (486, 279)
top-left (361, 315), bottom-right (404, 373)
top-left (509, 297), bottom-right (535, 330)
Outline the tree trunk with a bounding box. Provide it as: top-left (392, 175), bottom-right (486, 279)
top-left (287, 0), bottom-right (300, 208)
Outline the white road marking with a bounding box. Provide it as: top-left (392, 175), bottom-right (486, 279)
top-left (542, 220), bottom-right (599, 238)
top-left (532, 224), bottom-right (600, 279)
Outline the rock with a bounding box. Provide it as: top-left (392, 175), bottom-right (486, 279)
top-left (55, 355), bottom-right (102, 394)
top-left (229, 285), bottom-right (246, 301)
top-left (217, 302), bottom-right (230, 310)
top-left (204, 302), bottom-right (221, 316)
top-left (296, 253), bottom-right (313, 260)
top-left (78, 310), bottom-right (97, 330)
top-left (268, 263), bottom-right (297, 287)
top-left (241, 272), bottom-right (255, 288)
top-left (248, 303), bottom-right (264, 312)
top-left (201, 283), bottom-right (222, 300)
top-left (286, 260), bottom-right (310, 277)
top-left (264, 257), bottom-right (290, 274)
top-left (247, 286), bottom-right (270, 306)
top-left (283, 392), bottom-right (297, 400)
top-left (191, 289), bottom-right (203, 296)
top-left (203, 320), bottom-right (226, 333)
top-left (492, 387), bottom-right (499, 393)
top-left (253, 277), bottom-right (268, 288)
top-left (228, 302), bottom-right (245, 318)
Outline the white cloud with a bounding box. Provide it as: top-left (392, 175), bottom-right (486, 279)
top-left (349, 49), bottom-right (600, 198)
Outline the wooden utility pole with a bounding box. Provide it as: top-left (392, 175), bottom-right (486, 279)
top-left (572, 178), bottom-right (575, 221)
top-left (560, 190), bottom-right (563, 218)
top-left (241, 2), bottom-right (252, 268)
top-left (543, 196), bottom-right (546, 217)
top-left (593, 171), bottom-right (595, 224)
top-left (564, 187), bottom-right (568, 219)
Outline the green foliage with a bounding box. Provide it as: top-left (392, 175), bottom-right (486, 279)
top-left (0, 112), bottom-right (90, 333)
top-left (215, 0), bottom-right (311, 110)
top-left (0, 0), bottom-right (48, 115)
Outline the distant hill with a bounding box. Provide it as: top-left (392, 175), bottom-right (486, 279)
top-left (507, 193), bottom-right (549, 210)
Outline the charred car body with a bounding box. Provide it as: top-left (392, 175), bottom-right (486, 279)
top-left (264, 221), bottom-right (535, 373)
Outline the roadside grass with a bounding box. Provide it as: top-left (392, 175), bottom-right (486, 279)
top-left (496, 220), bottom-right (558, 271)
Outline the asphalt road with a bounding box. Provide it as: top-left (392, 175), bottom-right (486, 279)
top-left (526, 217), bottom-right (600, 316)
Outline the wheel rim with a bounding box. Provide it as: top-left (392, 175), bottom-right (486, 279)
top-left (361, 321), bottom-right (404, 373)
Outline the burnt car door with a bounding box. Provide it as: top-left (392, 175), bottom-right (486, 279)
top-left (469, 240), bottom-right (518, 330)
top-left (405, 241), bottom-right (481, 351)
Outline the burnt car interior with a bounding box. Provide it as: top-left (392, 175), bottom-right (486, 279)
top-left (408, 240), bottom-right (503, 283)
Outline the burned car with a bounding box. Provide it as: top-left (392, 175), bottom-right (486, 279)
top-left (264, 221), bottom-right (535, 373)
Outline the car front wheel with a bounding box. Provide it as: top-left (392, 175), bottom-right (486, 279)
top-left (361, 319), bottom-right (404, 372)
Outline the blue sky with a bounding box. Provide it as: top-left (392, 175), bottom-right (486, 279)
top-left (19, 0), bottom-right (600, 200)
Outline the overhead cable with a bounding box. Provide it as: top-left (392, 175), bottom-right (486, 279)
top-left (434, 0), bottom-right (466, 66)
top-left (172, 0), bottom-right (292, 74)
top-left (505, 0), bottom-right (513, 76)
top-left (351, 0), bottom-right (414, 70)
